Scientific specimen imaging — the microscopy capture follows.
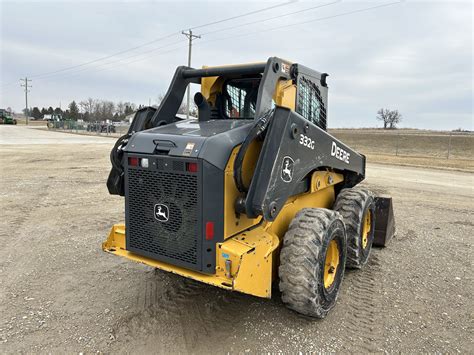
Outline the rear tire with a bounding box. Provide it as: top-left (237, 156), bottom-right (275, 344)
top-left (279, 208), bottom-right (346, 318)
top-left (334, 187), bottom-right (375, 269)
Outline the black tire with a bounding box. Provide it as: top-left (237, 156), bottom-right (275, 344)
top-left (334, 187), bottom-right (375, 269)
top-left (279, 208), bottom-right (347, 318)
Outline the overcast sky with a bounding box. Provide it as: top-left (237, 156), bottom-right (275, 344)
top-left (0, 0), bottom-right (472, 129)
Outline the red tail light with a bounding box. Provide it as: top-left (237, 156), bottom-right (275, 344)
top-left (186, 162), bottom-right (198, 173)
top-left (205, 222), bottom-right (214, 240)
top-left (128, 157), bottom-right (139, 166)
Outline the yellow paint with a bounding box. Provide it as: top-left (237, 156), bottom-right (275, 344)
top-left (223, 144), bottom-right (262, 239)
top-left (274, 80), bottom-right (296, 110)
top-left (200, 75), bottom-right (223, 107)
top-left (324, 239), bottom-right (340, 288)
top-left (362, 209), bottom-right (372, 249)
top-left (104, 171), bottom-right (344, 299)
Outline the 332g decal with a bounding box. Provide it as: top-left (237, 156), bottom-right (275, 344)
top-left (299, 134), bottom-right (315, 150)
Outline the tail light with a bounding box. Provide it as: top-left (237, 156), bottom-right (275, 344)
top-left (128, 157), bottom-right (139, 166)
top-left (186, 162), bottom-right (198, 173)
top-left (205, 222), bottom-right (214, 240)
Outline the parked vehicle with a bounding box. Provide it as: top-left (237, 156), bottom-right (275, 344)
top-left (86, 122), bottom-right (116, 133)
top-left (0, 109), bottom-right (17, 125)
top-left (43, 114), bottom-right (63, 121)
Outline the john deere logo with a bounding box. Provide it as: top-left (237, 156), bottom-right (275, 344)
top-left (154, 204), bottom-right (169, 222)
top-left (281, 156), bottom-right (294, 183)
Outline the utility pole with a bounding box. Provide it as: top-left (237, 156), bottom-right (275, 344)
top-left (20, 77), bottom-right (32, 125)
top-left (182, 29), bottom-right (201, 119)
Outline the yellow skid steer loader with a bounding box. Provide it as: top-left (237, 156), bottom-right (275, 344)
top-left (103, 57), bottom-right (395, 318)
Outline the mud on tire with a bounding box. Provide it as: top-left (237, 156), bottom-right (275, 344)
top-left (334, 187), bottom-right (375, 269)
top-left (279, 208), bottom-right (346, 318)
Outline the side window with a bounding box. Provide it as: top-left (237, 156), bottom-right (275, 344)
top-left (296, 76), bottom-right (326, 129)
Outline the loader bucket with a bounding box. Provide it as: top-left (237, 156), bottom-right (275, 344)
top-left (373, 196), bottom-right (395, 247)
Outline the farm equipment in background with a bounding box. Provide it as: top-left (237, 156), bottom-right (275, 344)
top-left (103, 57), bottom-right (395, 318)
top-left (0, 109), bottom-right (17, 125)
top-left (86, 122), bottom-right (117, 133)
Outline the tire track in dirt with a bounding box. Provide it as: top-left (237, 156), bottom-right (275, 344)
top-left (115, 270), bottom-right (252, 353)
top-left (339, 252), bottom-right (385, 352)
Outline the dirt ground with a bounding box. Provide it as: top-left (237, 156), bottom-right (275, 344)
top-left (1, 125), bottom-right (473, 353)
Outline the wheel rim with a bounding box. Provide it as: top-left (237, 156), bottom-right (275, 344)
top-left (324, 239), bottom-right (340, 289)
top-left (361, 209), bottom-right (372, 249)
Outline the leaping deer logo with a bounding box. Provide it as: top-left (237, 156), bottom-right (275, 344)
top-left (281, 156), bottom-right (294, 183)
top-left (154, 204), bottom-right (169, 222)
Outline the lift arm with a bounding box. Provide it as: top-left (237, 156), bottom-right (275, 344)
top-left (241, 107), bottom-right (366, 221)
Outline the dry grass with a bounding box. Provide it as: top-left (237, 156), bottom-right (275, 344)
top-left (330, 129), bottom-right (474, 171)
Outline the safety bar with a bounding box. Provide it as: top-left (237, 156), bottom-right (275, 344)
top-left (182, 63), bottom-right (266, 79)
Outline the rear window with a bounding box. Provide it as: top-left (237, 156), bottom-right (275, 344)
top-left (223, 78), bottom-right (260, 119)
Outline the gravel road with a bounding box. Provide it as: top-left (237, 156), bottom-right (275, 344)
top-left (1, 125), bottom-right (472, 353)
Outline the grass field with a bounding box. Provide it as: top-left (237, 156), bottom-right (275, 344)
top-left (330, 129), bottom-right (473, 171)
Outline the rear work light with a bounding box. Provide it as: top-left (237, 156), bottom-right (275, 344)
top-left (186, 162), bottom-right (198, 173)
top-left (140, 158), bottom-right (149, 168)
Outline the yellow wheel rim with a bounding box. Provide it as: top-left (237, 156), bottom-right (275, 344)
top-left (361, 209), bottom-right (372, 249)
top-left (324, 239), bottom-right (340, 289)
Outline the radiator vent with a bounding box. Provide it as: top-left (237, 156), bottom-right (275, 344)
top-left (126, 162), bottom-right (200, 268)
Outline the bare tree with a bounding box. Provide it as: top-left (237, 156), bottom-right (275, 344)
top-left (92, 100), bottom-right (115, 121)
top-left (116, 101), bottom-right (125, 118)
top-left (79, 98), bottom-right (97, 121)
top-left (377, 108), bottom-right (403, 129)
top-left (156, 93), bottom-right (196, 117)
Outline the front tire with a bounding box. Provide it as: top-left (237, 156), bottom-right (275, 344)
top-left (279, 208), bottom-right (347, 318)
top-left (334, 187), bottom-right (375, 269)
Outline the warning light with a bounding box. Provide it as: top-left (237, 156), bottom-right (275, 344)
top-left (186, 162), bottom-right (198, 173)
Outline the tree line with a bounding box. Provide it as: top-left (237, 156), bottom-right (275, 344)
top-left (29, 99), bottom-right (141, 122)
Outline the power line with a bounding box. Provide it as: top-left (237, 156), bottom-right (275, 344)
top-left (14, 0), bottom-right (402, 85)
top-left (25, 1), bottom-right (295, 80)
top-left (18, 0), bottom-right (332, 83)
top-left (32, 40), bottom-right (188, 81)
top-left (201, 0), bottom-right (341, 36)
top-left (196, 1), bottom-right (403, 49)
top-left (34, 44), bottom-right (188, 84)
top-left (28, 32), bottom-right (181, 79)
top-left (189, 0), bottom-right (296, 31)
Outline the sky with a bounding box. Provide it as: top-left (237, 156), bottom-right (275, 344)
top-left (0, 0), bottom-right (472, 130)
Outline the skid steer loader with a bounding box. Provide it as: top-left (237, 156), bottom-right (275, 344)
top-left (103, 57), bottom-right (395, 318)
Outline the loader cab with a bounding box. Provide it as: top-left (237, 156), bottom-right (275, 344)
top-left (137, 57), bottom-right (329, 133)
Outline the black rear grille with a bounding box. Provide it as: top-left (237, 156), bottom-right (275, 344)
top-left (126, 158), bottom-right (200, 269)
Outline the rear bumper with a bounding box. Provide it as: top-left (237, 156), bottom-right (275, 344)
top-left (103, 224), bottom-right (279, 298)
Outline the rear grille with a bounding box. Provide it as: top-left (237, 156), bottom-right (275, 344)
top-left (126, 159), bottom-right (200, 268)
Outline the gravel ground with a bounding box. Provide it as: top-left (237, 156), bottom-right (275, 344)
top-left (1, 125), bottom-right (473, 353)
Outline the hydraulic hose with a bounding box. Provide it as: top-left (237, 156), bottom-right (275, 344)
top-left (110, 133), bottom-right (131, 174)
top-left (233, 109), bottom-right (274, 193)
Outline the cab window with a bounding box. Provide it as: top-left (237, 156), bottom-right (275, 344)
top-left (222, 78), bottom-right (260, 119)
top-left (296, 76), bottom-right (326, 129)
